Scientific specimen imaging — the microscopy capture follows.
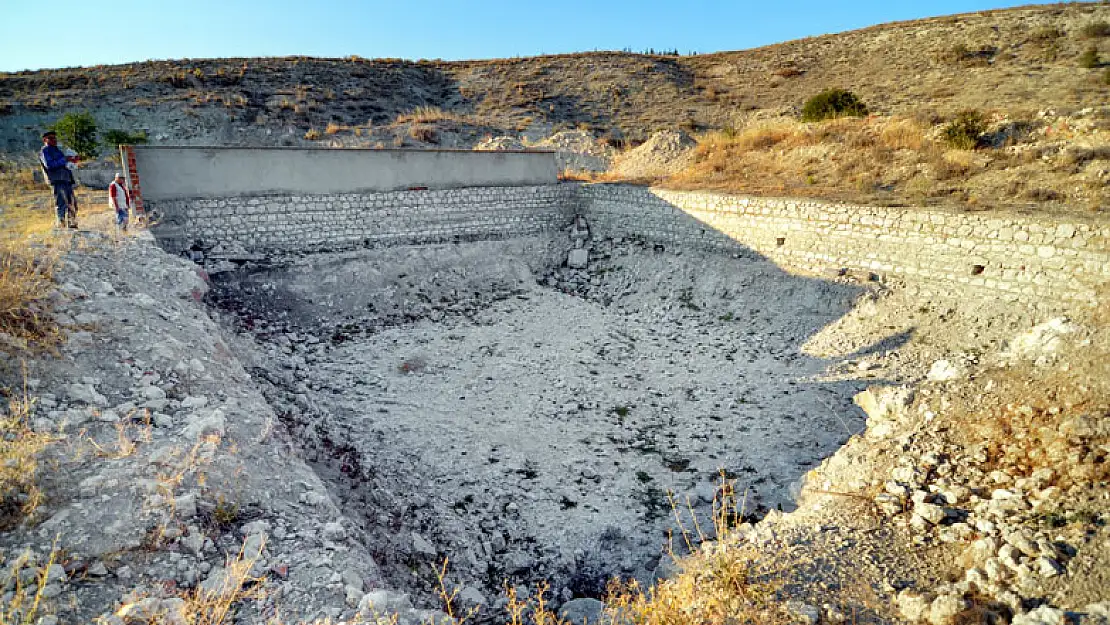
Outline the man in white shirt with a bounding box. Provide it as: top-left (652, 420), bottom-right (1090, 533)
top-left (108, 173), bottom-right (132, 231)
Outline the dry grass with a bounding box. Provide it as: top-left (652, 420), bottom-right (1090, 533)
top-left (0, 243), bottom-right (58, 352)
top-left (395, 106), bottom-right (473, 125)
top-left (0, 544), bottom-right (58, 625)
top-left (661, 114), bottom-right (1109, 212)
top-left (0, 167), bottom-right (63, 353)
top-left (0, 382), bottom-right (50, 530)
top-left (605, 543), bottom-right (786, 625)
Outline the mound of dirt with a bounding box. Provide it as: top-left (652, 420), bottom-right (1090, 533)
top-left (473, 135), bottom-right (526, 151)
top-left (611, 130), bottom-right (697, 178)
top-left (536, 130), bottom-right (617, 172)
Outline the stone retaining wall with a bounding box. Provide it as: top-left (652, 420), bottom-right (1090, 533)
top-left (150, 185), bottom-right (575, 255)
top-left (582, 184), bottom-right (1110, 305)
top-left (148, 179), bottom-right (1109, 306)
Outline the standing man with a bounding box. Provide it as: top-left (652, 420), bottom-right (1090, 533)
top-left (108, 173), bottom-right (132, 231)
top-left (38, 130), bottom-right (79, 228)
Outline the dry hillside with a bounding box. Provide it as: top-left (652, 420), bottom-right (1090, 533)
top-left (1, 2), bottom-right (1109, 152)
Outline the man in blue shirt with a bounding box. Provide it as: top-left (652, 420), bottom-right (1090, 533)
top-left (39, 130), bottom-right (79, 228)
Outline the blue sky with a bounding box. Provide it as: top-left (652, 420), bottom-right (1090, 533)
top-left (0, 0), bottom-right (1069, 72)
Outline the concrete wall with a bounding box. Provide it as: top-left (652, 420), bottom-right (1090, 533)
top-left (151, 185), bottom-right (575, 255)
top-left (131, 146), bottom-right (558, 200)
top-left (582, 184), bottom-right (1110, 306)
top-left (139, 150), bottom-right (1108, 307)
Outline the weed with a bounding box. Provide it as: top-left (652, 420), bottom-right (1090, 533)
top-left (503, 582), bottom-right (567, 625)
top-left (212, 494), bottom-right (240, 528)
top-left (304, 128), bottom-right (321, 140)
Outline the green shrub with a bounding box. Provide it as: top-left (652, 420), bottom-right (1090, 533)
top-left (101, 128), bottom-right (148, 148)
top-left (941, 110), bottom-right (988, 150)
top-left (1080, 21), bottom-right (1110, 38)
top-left (49, 111), bottom-right (98, 159)
top-left (1079, 46), bottom-right (1101, 69)
top-left (800, 88), bottom-right (869, 122)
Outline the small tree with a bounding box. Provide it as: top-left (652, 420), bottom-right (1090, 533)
top-left (1079, 46), bottom-right (1101, 69)
top-left (941, 110), bottom-right (988, 150)
top-left (101, 129), bottom-right (148, 149)
top-left (801, 89), bottom-right (869, 122)
top-left (50, 112), bottom-right (99, 159)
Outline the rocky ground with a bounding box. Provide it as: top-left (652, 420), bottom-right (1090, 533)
top-left (208, 236), bottom-right (872, 617)
top-left (0, 209), bottom-right (1105, 625)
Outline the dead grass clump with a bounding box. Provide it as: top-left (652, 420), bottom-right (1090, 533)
top-left (604, 544), bottom-right (786, 625)
top-left (179, 542), bottom-right (265, 625)
top-left (503, 583), bottom-right (568, 625)
top-left (879, 118), bottom-right (926, 150)
top-left (0, 545), bottom-right (57, 624)
top-left (409, 124), bottom-right (439, 144)
top-left (0, 242), bottom-right (59, 352)
top-left (0, 386), bottom-right (49, 529)
top-left (395, 106), bottom-right (465, 125)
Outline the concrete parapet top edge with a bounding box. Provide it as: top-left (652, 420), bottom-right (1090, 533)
top-left (578, 182), bottom-right (1110, 228)
top-left (129, 145), bottom-right (557, 155)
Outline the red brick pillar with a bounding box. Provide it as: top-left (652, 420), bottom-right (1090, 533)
top-left (120, 145), bottom-right (145, 218)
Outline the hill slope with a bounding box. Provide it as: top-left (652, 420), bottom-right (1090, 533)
top-left (1, 3), bottom-right (1109, 153)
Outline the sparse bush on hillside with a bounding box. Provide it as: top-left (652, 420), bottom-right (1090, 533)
top-left (941, 110), bottom-right (988, 150)
top-left (1079, 46), bottom-right (1102, 68)
top-left (937, 43), bottom-right (997, 66)
top-left (101, 128), bottom-right (148, 149)
top-left (50, 111), bottom-right (98, 159)
top-left (801, 89), bottom-right (868, 122)
top-left (1031, 26), bottom-right (1065, 43)
top-left (1080, 20), bottom-right (1110, 38)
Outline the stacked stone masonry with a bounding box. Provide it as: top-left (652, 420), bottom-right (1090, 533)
top-left (152, 185), bottom-right (576, 254)
top-left (583, 185), bottom-right (1110, 306)
top-left (146, 183), bottom-right (1109, 306)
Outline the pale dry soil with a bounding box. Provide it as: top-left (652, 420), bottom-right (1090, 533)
top-left (211, 236), bottom-right (1058, 620)
top-left (2, 210), bottom-right (1100, 624)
